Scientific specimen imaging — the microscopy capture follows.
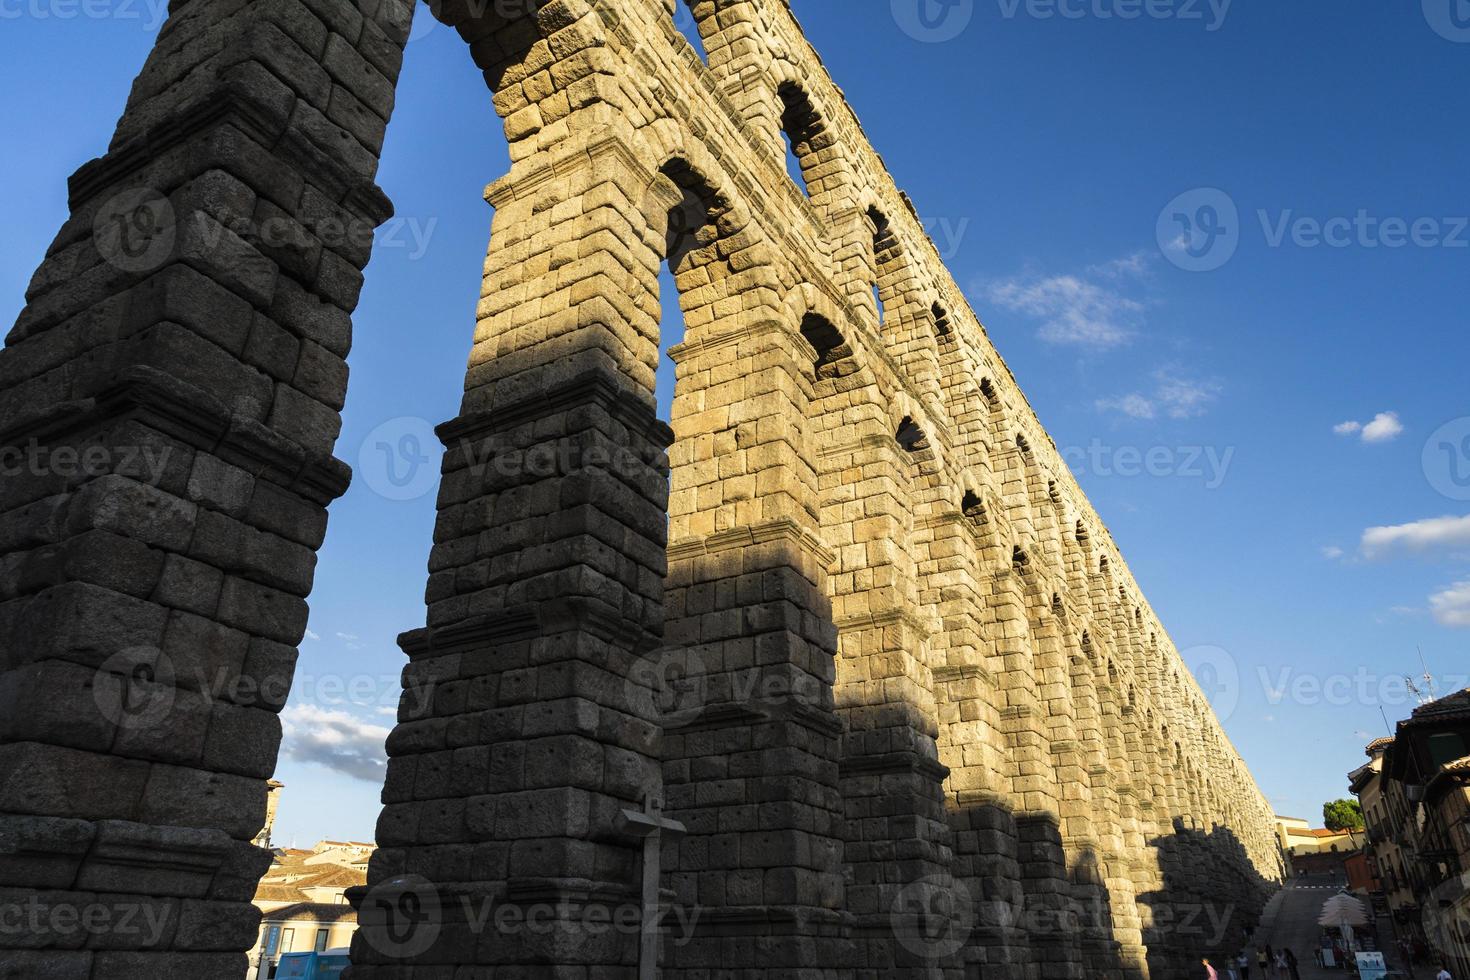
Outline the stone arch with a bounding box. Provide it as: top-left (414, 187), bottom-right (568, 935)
top-left (0, 0), bottom-right (1286, 974)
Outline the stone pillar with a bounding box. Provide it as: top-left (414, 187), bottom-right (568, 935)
top-left (350, 96), bottom-right (687, 972)
top-left (657, 308), bottom-right (848, 971)
top-left (0, 1), bottom-right (412, 976)
top-left (811, 385), bottom-right (956, 978)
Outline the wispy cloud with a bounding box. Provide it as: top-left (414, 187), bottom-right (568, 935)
top-left (1430, 580), bottom-right (1470, 628)
top-left (305, 628), bottom-right (321, 641)
top-left (1360, 514), bottom-right (1470, 559)
top-left (335, 631), bottom-right (363, 651)
top-left (1096, 367), bottom-right (1223, 421)
top-left (983, 253), bottom-right (1152, 349)
top-left (1321, 546), bottom-right (1345, 561)
top-left (1334, 412), bottom-right (1404, 443)
top-left (280, 705), bottom-right (389, 783)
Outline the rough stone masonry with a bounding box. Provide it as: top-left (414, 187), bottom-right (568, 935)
top-left (0, 0), bottom-right (1283, 977)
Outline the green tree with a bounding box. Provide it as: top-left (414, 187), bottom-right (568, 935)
top-left (1323, 798), bottom-right (1365, 833)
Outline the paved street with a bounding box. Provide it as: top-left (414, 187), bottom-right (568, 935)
top-left (1234, 874), bottom-right (1419, 980)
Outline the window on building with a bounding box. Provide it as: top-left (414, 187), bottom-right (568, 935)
top-left (315, 928), bottom-right (330, 952)
top-left (264, 926), bottom-right (281, 956)
top-left (1428, 732), bottom-right (1468, 768)
top-left (281, 928), bottom-right (295, 953)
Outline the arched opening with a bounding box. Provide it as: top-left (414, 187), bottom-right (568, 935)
top-left (778, 82), bottom-right (827, 198)
top-left (896, 415), bottom-right (929, 452)
top-left (672, 0), bottom-right (708, 63)
top-left (961, 489), bottom-right (987, 526)
top-left (800, 312), bottom-right (851, 380)
top-left (868, 206), bottom-right (899, 329)
top-left (932, 301), bottom-right (952, 344)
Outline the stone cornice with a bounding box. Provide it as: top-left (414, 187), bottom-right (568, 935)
top-left (70, 76), bottom-right (391, 225)
top-left (0, 365), bottom-right (351, 505)
top-left (437, 369), bottom-right (674, 452)
top-left (667, 516), bottom-right (834, 570)
top-left (931, 663), bottom-right (995, 687)
top-left (838, 750), bottom-right (949, 784)
top-left (399, 597), bottom-right (651, 661)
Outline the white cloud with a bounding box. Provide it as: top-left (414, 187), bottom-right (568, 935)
top-left (1335, 412), bottom-right (1403, 443)
top-left (1360, 514), bottom-right (1470, 559)
top-left (1362, 412), bottom-right (1405, 443)
top-left (280, 705), bottom-right (390, 783)
top-left (1097, 368), bottom-right (1223, 421)
top-left (305, 628), bottom-right (320, 641)
top-left (984, 254), bottom-right (1152, 349)
top-left (1430, 581), bottom-right (1470, 628)
top-left (335, 631), bottom-right (363, 651)
top-left (1321, 546), bottom-right (1345, 560)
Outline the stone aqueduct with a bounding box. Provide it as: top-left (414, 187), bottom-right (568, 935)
top-left (0, 0), bottom-right (1282, 976)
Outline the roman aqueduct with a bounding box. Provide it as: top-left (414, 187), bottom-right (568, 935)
top-left (0, 0), bottom-right (1282, 976)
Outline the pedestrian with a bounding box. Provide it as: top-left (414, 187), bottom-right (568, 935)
top-left (1313, 946), bottom-right (1324, 968)
top-left (1274, 950), bottom-right (1288, 976)
top-left (1436, 966), bottom-right (1452, 980)
top-left (1204, 957), bottom-right (1219, 980)
top-left (1238, 950), bottom-right (1252, 979)
top-left (1258, 947), bottom-right (1270, 976)
top-left (1284, 948), bottom-right (1301, 980)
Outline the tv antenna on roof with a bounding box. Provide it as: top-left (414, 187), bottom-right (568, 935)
top-left (1417, 645), bottom-right (1438, 702)
top-left (1406, 675), bottom-right (1430, 707)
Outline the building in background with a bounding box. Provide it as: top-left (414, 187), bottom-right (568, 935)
top-left (1274, 814), bottom-right (1361, 876)
top-left (1355, 690), bottom-right (1470, 976)
top-left (249, 838), bottom-right (373, 978)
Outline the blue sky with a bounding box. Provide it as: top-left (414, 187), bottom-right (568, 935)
top-left (2, 0), bottom-right (1467, 843)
